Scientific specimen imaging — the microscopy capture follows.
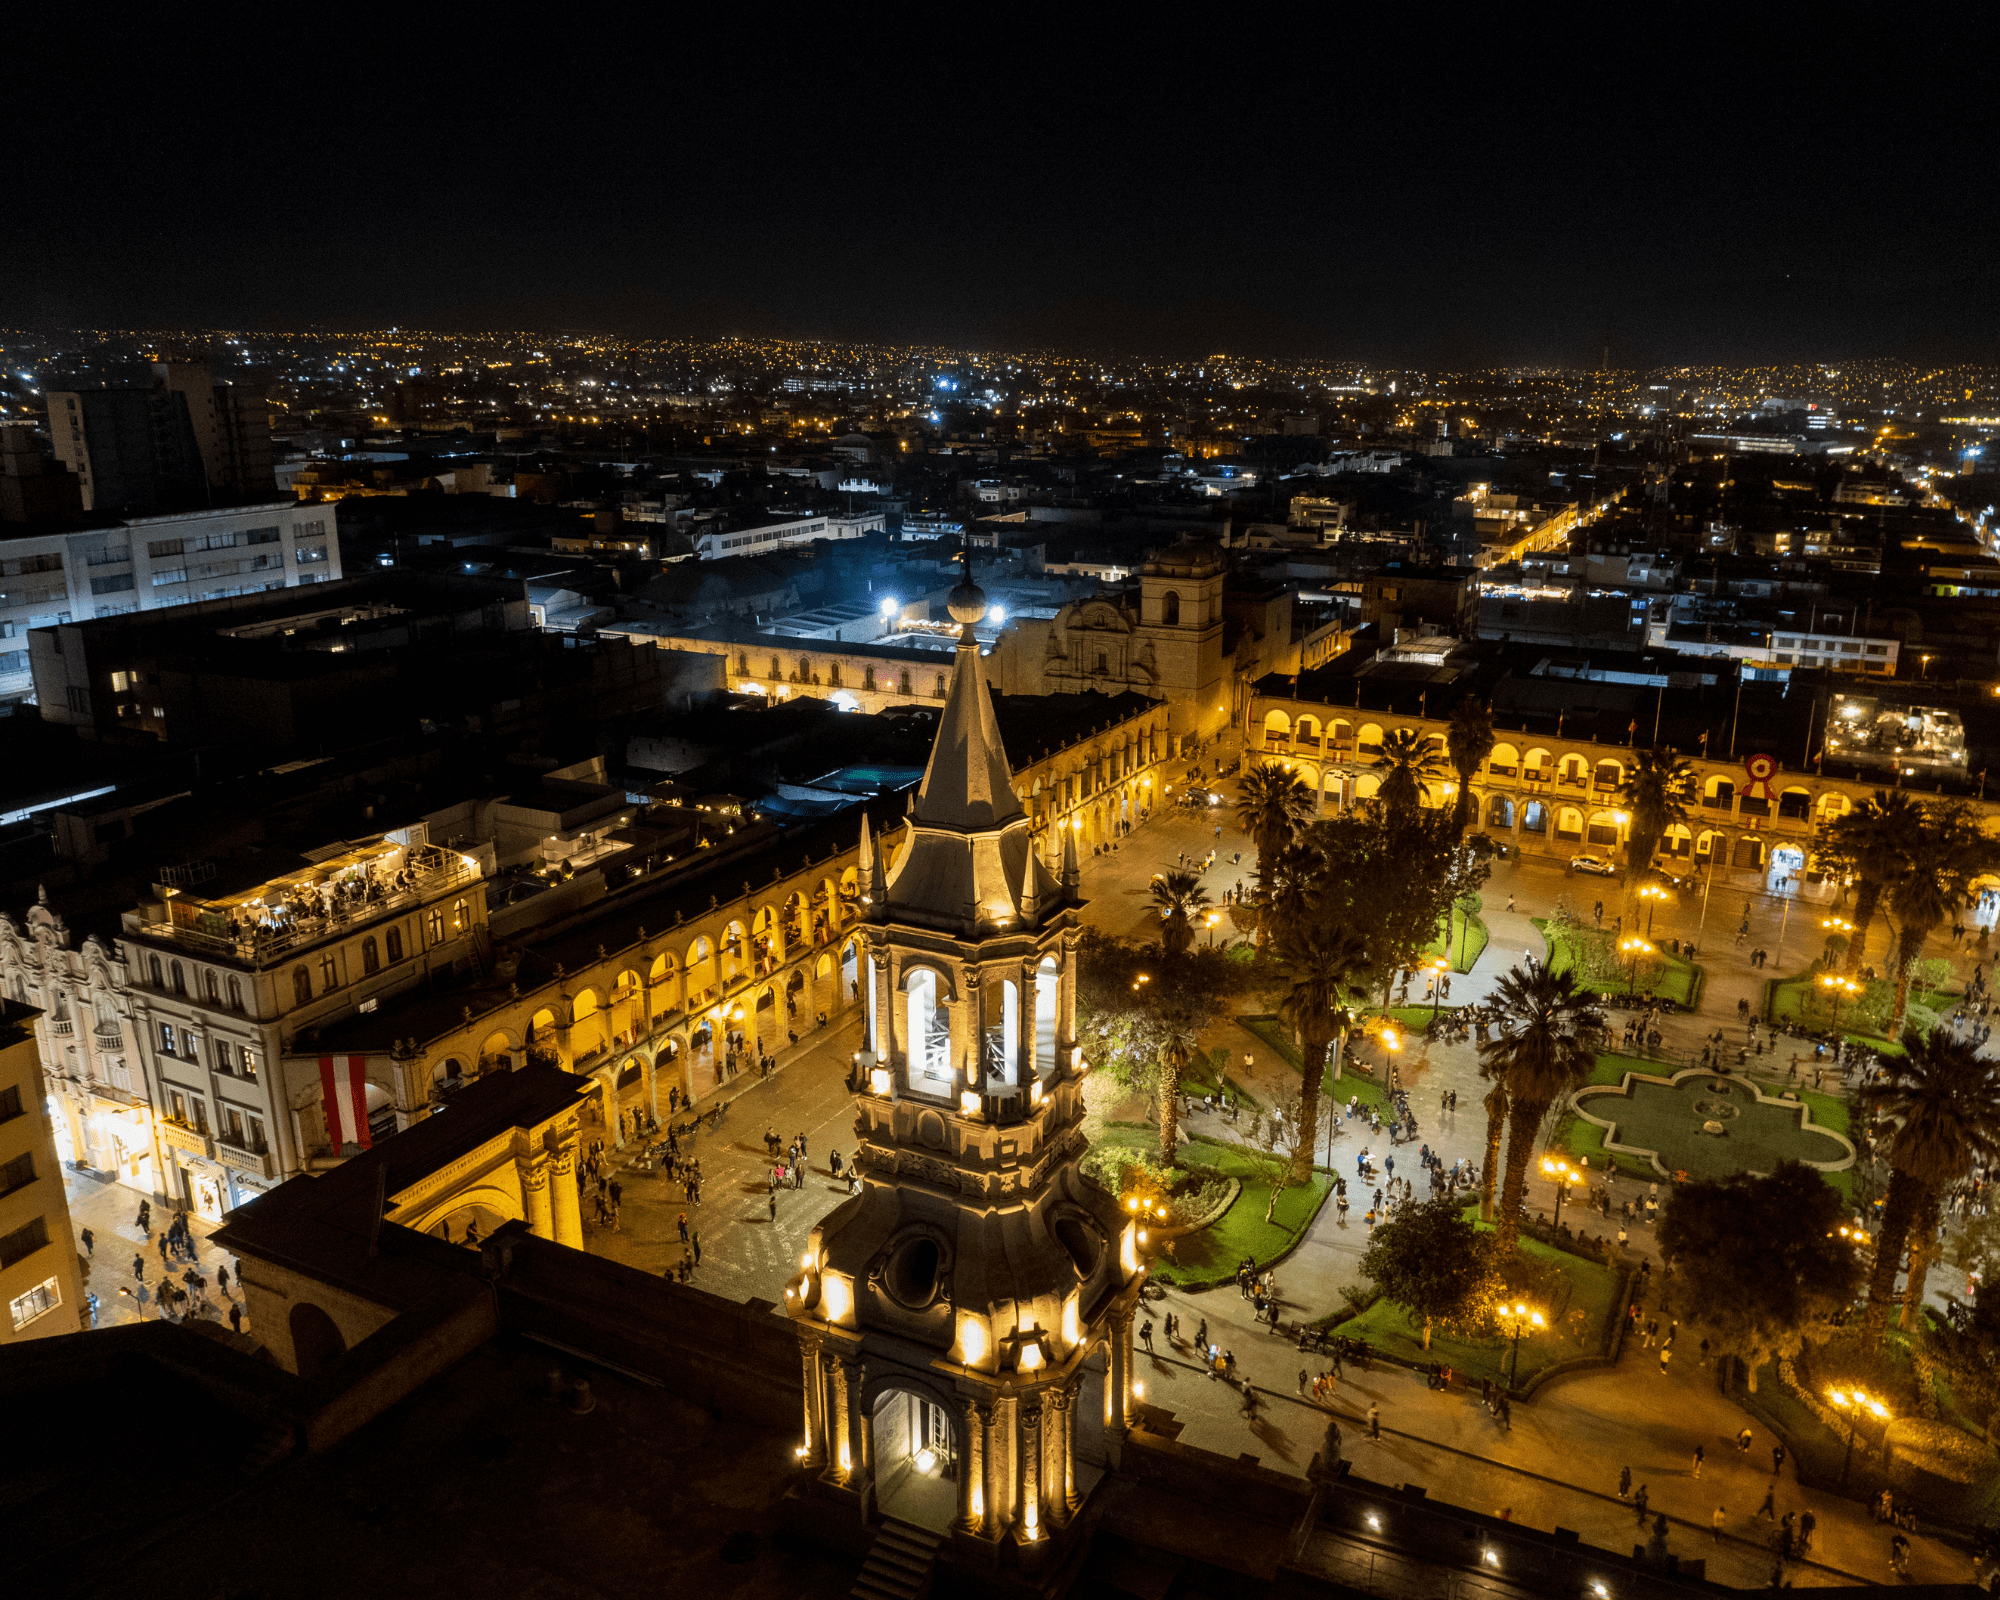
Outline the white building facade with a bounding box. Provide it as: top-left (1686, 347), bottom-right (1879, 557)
top-left (0, 499), bottom-right (342, 703)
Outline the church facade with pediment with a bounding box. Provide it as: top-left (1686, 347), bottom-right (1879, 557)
top-left (992, 536), bottom-right (1236, 743)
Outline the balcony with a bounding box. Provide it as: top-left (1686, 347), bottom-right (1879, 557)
top-left (215, 1139), bottom-right (273, 1178)
top-left (94, 1023), bottom-right (123, 1047)
top-left (155, 851), bottom-right (477, 965)
top-left (50, 1019), bottom-right (74, 1038)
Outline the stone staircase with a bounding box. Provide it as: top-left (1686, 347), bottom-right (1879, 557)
top-left (850, 1517), bottom-right (942, 1600)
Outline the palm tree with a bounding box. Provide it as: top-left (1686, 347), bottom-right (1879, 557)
top-left (1859, 1032), bottom-right (2000, 1339)
top-left (1156, 1024), bottom-right (1196, 1167)
top-left (1274, 920), bottom-right (1370, 1181)
top-left (1477, 964), bottom-right (1605, 1251)
top-left (1446, 697), bottom-right (1495, 834)
top-left (1886, 804), bottom-right (1992, 1036)
top-left (1373, 728), bottom-right (1450, 817)
top-left (1233, 762), bottom-right (1313, 941)
top-left (1477, 1077), bottom-right (1508, 1224)
top-left (1825, 791), bottom-right (1921, 975)
top-left (1149, 869), bottom-right (1212, 955)
top-left (1613, 750), bottom-right (1694, 883)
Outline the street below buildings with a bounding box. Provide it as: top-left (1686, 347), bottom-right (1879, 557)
top-left (62, 1165), bottom-right (248, 1338)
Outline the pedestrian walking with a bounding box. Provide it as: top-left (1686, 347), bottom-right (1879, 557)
top-left (229, 1302), bottom-right (243, 1334)
top-left (1140, 1319), bottom-right (1154, 1353)
top-left (1691, 1444), bottom-right (1704, 1478)
top-left (133, 1253), bottom-right (145, 1282)
top-left (1658, 1347), bottom-right (1671, 1375)
top-left (1367, 1403), bottom-right (1380, 1439)
top-left (1298, 1369), bottom-right (1310, 1397)
top-left (768, 1192), bottom-right (777, 1222)
top-left (1771, 1443), bottom-right (1785, 1477)
top-left (1712, 1505), bottom-right (1726, 1543)
top-left (1757, 1484), bottom-right (1775, 1520)
top-left (1633, 1485), bottom-right (1649, 1524)
top-left (692, 1232), bottom-right (701, 1267)
top-left (1736, 1426), bottom-right (1752, 1454)
top-left (80, 1227), bottom-right (94, 1257)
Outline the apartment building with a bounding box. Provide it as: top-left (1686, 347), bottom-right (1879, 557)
top-left (0, 997), bottom-right (85, 1344)
top-left (47, 361), bottom-right (274, 513)
top-left (109, 830), bottom-right (491, 1215)
top-left (0, 498), bottom-right (342, 704)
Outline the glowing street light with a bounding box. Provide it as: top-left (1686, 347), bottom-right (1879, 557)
top-left (1427, 955), bottom-right (1450, 1021)
top-left (1826, 1386), bottom-right (1892, 1487)
top-left (1819, 972), bottom-right (1862, 1031)
top-left (1540, 1154), bottom-right (1581, 1228)
top-left (1498, 1301), bottom-right (1546, 1388)
top-left (1636, 882), bottom-right (1670, 939)
top-left (1618, 935), bottom-right (1655, 996)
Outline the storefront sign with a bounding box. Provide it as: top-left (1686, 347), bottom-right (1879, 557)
top-left (157, 1122), bottom-right (211, 1157)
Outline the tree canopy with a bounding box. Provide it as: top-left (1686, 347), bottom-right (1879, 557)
top-left (1360, 1196), bottom-right (1501, 1350)
top-left (1656, 1161), bottom-right (1864, 1387)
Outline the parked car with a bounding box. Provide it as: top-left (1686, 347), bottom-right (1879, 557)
top-left (1569, 854), bottom-right (1618, 876)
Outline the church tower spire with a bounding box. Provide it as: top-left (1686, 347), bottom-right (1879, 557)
top-left (783, 545), bottom-right (1142, 1564)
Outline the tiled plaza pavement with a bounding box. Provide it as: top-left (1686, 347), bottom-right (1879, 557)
top-left (573, 733), bottom-right (1981, 1587)
top-left (62, 1165), bottom-right (249, 1336)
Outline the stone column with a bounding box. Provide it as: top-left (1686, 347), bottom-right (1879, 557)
top-left (520, 1158), bottom-right (553, 1241)
top-left (1062, 1379), bottom-right (1082, 1512)
top-left (1109, 1310), bottom-right (1133, 1438)
top-left (844, 1359), bottom-right (870, 1490)
top-left (799, 1333), bottom-right (826, 1468)
top-left (1019, 1396), bottom-right (1043, 1542)
top-left (956, 1397), bottom-right (984, 1534)
top-left (979, 1402), bottom-right (1000, 1539)
top-left (824, 1353), bottom-right (851, 1481)
top-left (549, 1143), bottom-right (583, 1247)
top-left (1045, 1386), bottom-right (1071, 1528)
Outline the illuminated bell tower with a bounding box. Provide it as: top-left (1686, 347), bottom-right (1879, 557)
top-left (785, 553), bottom-right (1144, 1572)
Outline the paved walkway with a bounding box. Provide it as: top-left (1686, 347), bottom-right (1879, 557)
top-left (62, 1166), bottom-right (248, 1336)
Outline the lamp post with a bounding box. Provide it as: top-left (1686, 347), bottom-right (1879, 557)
top-left (1428, 956), bottom-right (1450, 1021)
top-left (1819, 972), bottom-right (1861, 1032)
top-left (1826, 1386), bottom-right (1891, 1488)
top-left (1618, 935), bottom-right (1655, 998)
top-left (1637, 882), bottom-right (1670, 939)
top-left (1821, 915), bottom-right (1855, 967)
top-left (1500, 1301), bottom-right (1545, 1389)
top-left (1540, 1154), bottom-right (1579, 1228)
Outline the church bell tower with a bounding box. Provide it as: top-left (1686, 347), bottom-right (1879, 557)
top-left (785, 553), bottom-right (1144, 1573)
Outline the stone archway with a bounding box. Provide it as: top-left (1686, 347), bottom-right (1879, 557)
top-left (867, 1377), bottom-right (962, 1533)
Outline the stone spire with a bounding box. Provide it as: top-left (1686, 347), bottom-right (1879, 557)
top-left (884, 549), bottom-right (1060, 935)
top-left (908, 550), bottom-right (1023, 834)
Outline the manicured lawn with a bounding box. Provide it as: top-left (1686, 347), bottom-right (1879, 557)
top-left (1764, 968), bottom-right (1944, 1052)
top-left (1535, 919), bottom-right (1704, 1008)
top-left (1149, 1136), bottom-right (1335, 1289)
top-left (1425, 906), bottom-right (1490, 974)
top-left (1328, 1230), bottom-right (1623, 1390)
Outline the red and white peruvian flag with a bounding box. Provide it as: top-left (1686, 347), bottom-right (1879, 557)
top-left (319, 1055), bottom-right (372, 1150)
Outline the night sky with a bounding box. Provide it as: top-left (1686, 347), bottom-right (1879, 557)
top-left (9, 13), bottom-right (1993, 364)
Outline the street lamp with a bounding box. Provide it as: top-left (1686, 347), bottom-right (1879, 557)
top-left (1427, 955), bottom-right (1450, 1021)
top-left (1818, 972), bottom-right (1861, 1031)
top-left (1637, 883), bottom-right (1670, 939)
top-left (1540, 1155), bottom-right (1580, 1228)
top-left (1821, 915), bottom-right (1855, 965)
top-left (1205, 911), bottom-right (1223, 949)
top-left (1826, 1387), bottom-right (1891, 1488)
top-left (1499, 1301), bottom-right (1545, 1389)
top-left (1618, 935), bottom-right (1655, 997)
